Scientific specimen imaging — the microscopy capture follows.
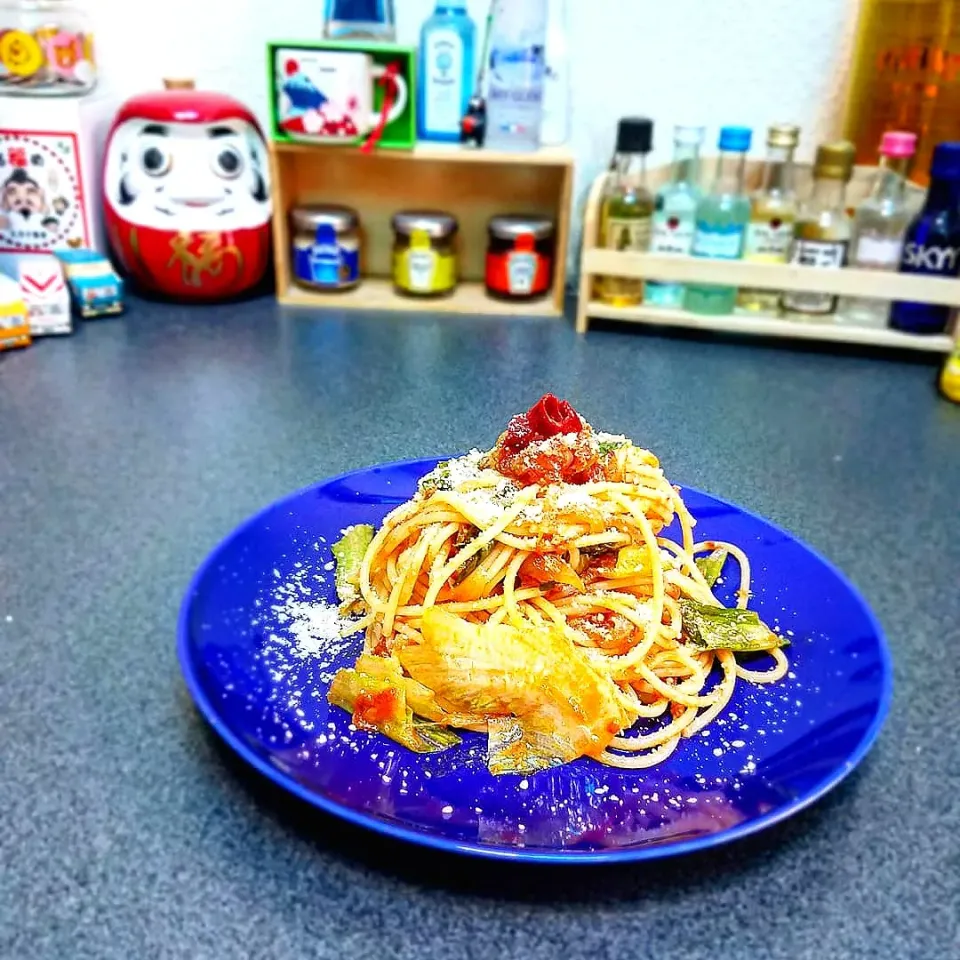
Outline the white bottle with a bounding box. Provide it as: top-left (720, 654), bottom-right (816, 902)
top-left (540, 0), bottom-right (570, 146)
top-left (485, 0), bottom-right (548, 152)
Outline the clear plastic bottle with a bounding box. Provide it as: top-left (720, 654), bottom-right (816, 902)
top-left (0, 0), bottom-right (96, 96)
top-left (644, 125), bottom-right (704, 309)
top-left (684, 126), bottom-right (752, 316)
top-left (782, 141), bottom-right (856, 320)
top-left (737, 124), bottom-right (801, 314)
top-left (838, 131), bottom-right (917, 327)
top-left (485, 0), bottom-right (548, 152)
top-left (595, 117), bottom-right (654, 307)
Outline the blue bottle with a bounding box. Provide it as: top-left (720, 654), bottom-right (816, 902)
top-left (891, 142), bottom-right (960, 334)
top-left (324, 0), bottom-right (396, 40)
top-left (418, 3), bottom-right (476, 142)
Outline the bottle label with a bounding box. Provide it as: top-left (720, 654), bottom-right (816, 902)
top-left (900, 242), bottom-right (960, 275)
top-left (854, 236), bottom-right (902, 269)
top-left (744, 219), bottom-right (794, 263)
top-left (650, 212), bottom-right (695, 256)
top-left (424, 28), bottom-right (464, 135)
top-left (691, 223), bottom-right (744, 260)
top-left (783, 239), bottom-right (848, 313)
top-left (605, 216), bottom-right (651, 252)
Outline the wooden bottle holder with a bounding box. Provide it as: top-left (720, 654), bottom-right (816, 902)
top-left (576, 160), bottom-right (959, 352)
top-left (270, 142), bottom-right (575, 317)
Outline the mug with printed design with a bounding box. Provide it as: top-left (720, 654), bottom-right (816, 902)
top-left (275, 47), bottom-right (408, 142)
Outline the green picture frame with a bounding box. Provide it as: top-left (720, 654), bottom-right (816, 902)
top-left (267, 40), bottom-right (417, 151)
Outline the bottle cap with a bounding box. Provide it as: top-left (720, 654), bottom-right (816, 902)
top-left (813, 140), bottom-right (855, 180)
top-left (880, 131), bottom-right (917, 158)
top-left (718, 126), bottom-right (752, 152)
top-left (930, 142), bottom-right (960, 180)
top-left (767, 123), bottom-right (800, 149)
top-left (674, 125), bottom-right (705, 146)
top-left (615, 117), bottom-right (653, 154)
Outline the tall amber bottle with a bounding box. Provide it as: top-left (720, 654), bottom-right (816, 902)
top-left (844, 0), bottom-right (960, 185)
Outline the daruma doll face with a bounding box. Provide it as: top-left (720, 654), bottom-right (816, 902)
top-left (103, 88), bottom-right (273, 299)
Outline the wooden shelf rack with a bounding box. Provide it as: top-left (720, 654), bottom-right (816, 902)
top-left (269, 142), bottom-right (575, 317)
top-left (577, 161), bottom-right (958, 352)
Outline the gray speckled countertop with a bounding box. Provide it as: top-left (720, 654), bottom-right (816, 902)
top-left (1, 297), bottom-right (958, 960)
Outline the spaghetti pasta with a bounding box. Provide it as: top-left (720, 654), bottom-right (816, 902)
top-left (328, 395), bottom-right (789, 774)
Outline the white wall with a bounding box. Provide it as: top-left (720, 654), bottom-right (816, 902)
top-left (85, 0), bottom-right (862, 262)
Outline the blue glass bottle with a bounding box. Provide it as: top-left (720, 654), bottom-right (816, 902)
top-left (890, 142), bottom-right (960, 334)
top-left (417, 3), bottom-right (476, 142)
top-left (684, 126), bottom-right (753, 315)
top-left (324, 0), bottom-right (396, 40)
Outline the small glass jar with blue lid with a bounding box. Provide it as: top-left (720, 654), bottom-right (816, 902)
top-left (290, 204), bottom-right (361, 291)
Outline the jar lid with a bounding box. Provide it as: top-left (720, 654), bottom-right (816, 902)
top-left (767, 123), bottom-right (800, 149)
top-left (391, 210), bottom-right (458, 238)
top-left (718, 125), bottom-right (752, 152)
top-left (488, 215), bottom-right (555, 241)
top-left (814, 140), bottom-right (856, 180)
top-left (615, 117), bottom-right (653, 155)
top-left (673, 125), bottom-right (705, 146)
top-left (291, 205), bottom-right (359, 233)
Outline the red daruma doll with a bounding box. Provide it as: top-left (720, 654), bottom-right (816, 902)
top-left (103, 80), bottom-right (272, 300)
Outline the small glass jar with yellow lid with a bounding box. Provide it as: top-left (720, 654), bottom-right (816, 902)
top-left (391, 210), bottom-right (458, 297)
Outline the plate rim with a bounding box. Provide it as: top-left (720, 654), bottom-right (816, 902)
top-left (177, 455), bottom-right (894, 864)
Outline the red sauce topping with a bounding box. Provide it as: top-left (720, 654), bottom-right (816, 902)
top-left (492, 394), bottom-right (610, 486)
top-left (353, 687), bottom-right (401, 730)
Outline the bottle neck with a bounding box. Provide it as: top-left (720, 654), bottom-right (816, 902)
top-left (670, 142), bottom-right (701, 186)
top-left (713, 149), bottom-right (746, 195)
top-left (761, 145), bottom-right (796, 195)
top-left (810, 176), bottom-right (847, 210)
top-left (614, 152), bottom-right (649, 189)
top-left (925, 174), bottom-right (960, 211)
top-left (434, 3), bottom-right (467, 12)
top-left (872, 154), bottom-right (909, 202)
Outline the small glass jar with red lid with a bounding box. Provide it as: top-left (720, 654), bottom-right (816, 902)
top-left (485, 214), bottom-right (555, 301)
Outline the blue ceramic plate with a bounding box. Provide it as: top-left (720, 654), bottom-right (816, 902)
top-left (178, 457), bottom-right (892, 863)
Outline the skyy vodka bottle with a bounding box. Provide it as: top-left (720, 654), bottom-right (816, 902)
top-left (644, 125), bottom-right (704, 309)
top-left (890, 142), bottom-right (960, 334)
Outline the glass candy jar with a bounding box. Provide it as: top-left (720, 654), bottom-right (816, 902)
top-left (0, 0), bottom-right (97, 96)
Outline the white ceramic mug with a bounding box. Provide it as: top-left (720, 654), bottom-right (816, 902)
top-left (276, 48), bottom-right (408, 142)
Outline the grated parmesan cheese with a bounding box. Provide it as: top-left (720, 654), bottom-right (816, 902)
top-left (281, 599), bottom-right (353, 657)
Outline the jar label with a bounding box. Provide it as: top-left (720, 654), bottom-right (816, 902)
top-left (408, 249), bottom-right (437, 291)
top-left (604, 216), bottom-right (651, 252)
top-left (650, 213), bottom-right (695, 256)
top-left (691, 223), bottom-right (744, 260)
top-left (485, 250), bottom-right (550, 297)
top-left (744, 219), bottom-right (794, 262)
top-left (854, 236), bottom-right (902, 269)
top-left (394, 248), bottom-right (456, 293)
top-left (782, 239), bottom-right (848, 312)
top-left (507, 251), bottom-right (537, 294)
top-left (424, 28), bottom-right (465, 135)
top-left (293, 241), bottom-right (359, 288)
